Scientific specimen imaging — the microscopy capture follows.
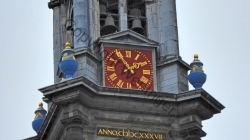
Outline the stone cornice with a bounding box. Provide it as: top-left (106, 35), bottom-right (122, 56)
top-left (61, 109), bottom-right (90, 125)
top-left (39, 77), bottom-right (224, 120)
top-left (157, 56), bottom-right (191, 70)
top-left (48, 0), bottom-right (60, 9)
top-left (97, 30), bottom-right (159, 48)
top-left (34, 77), bottom-right (224, 140)
top-left (179, 126), bottom-right (207, 139)
top-left (39, 77), bottom-right (224, 111)
top-left (39, 77), bottom-right (99, 97)
top-left (178, 89), bottom-right (225, 113)
top-left (74, 48), bottom-right (100, 62)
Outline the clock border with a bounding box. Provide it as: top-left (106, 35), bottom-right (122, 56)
top-left (101, 43), bottom-right (157, 91)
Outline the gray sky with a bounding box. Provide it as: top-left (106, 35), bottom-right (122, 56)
top-left (0, 0), bottom-right (249, 139)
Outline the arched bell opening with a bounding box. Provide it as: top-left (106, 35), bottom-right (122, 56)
top-left (127, 0), bottom-right (147, 36)
top-left (99, 0), bottom-right (119, 36)
top-left (101, 14), bottom-right (118, 36)
top-left (130, 17), bottom-right (145, 35)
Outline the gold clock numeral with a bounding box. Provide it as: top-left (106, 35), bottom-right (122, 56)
top-left (127, 83), bottom-right (132, 88)
top-left (109, 73), bottom-right (117, 81)
top-left (107, 66), bottom-right (115, 71)
top-left (116, 79), bottom-right (124, 88)
top-left (135, 54), bottom-right (140, 60)
top-left (143, 70), bottom-right (151, 75)
top-left (109, 58), bottom-right (117, 64)
top-left (125, 51), bottom-right (131, 58)
top-left (140, 76), bottom-right (149, 84)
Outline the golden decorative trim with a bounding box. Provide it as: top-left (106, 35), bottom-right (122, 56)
top-left (35, 112), bottom-right (44, 119)
top-left (38, 102), bottom-right (43, 108)
top-left (62, 53), bottom-right (76, 61)
top-left (194, 54), bottom-right (199, 60)
top-left (65, 42), bottom-right (71, 49)
top-left (191, 65), bottom-right (203, 72)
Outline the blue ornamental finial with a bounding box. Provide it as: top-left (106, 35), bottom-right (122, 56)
top-left (59, 42), bottom-right (78, 81)
top-left (32, 102), bottom-right (47, 134)
top-left (188, 54), bottom-right (207, 89)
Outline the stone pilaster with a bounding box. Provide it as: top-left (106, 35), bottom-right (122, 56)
top-left (73, 0), bottom-right (89, 49)
top-left (168, 115), bottom-right (206, 140)
top-left (157, 0), bottom-right (179, 59)
top-left (119, 0), bottom-right (128, 31)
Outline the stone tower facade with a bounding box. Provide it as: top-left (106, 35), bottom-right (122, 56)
top-left (25, 0), bottom-right (224, 140)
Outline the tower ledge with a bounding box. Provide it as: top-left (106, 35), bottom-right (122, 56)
top-left (39, 76), bottom-right (224, 119)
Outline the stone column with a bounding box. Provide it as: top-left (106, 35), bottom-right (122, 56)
top-left (156, 0), bottom-right (189, 93)
top-left (146, 2), bottom-right (159, 42)
top-left (73, 0), bottom-right (89, 49)
top-left (52, 6), bottom-right (62, 84)
top-left (88, 0), bottom-right (94, 51)
top-left (64, 125), bottom-right (85, 140)
top-left (158, 0), bottom-right (179, 59)
top-left (119, 0), bottom-right (128, 31)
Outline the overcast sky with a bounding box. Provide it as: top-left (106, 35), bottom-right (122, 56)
top-left (0, 0), bottom-right (249, 139)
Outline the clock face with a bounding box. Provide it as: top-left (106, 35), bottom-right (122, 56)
top-left (104, 47), bottom-right (154, 90)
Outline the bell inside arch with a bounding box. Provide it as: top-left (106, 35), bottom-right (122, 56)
top-left (99, 4), bottom-right (107, 13)
top-left (131, 17), bottom-right (144, 35)
top-left (101, 15), bottom-right (118, 35)
top-left (129, 8), bottom-right (141, 17)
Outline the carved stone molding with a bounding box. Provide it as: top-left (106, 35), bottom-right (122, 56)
top-left (48, 0), bottom-right (60, 9)
top-left (179, 127), bottom-right (206, 140)
top-left (61, 110), bottom-right (89, 125)
top-left (185, 135), bottom-right (201, 140)
top-left (64, 125), bottom-right (85, 140)
top-left (145, 0), bottom-right (157, 4)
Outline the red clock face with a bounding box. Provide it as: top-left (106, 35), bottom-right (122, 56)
top-left (104, 47), bottom-right (154, 90)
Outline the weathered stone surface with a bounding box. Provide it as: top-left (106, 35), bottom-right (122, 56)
top-left (24, 1), bottom-right (225, 140)
top-left (25, 77), bottom-right (224, 140)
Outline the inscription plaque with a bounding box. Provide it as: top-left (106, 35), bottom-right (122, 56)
top-left (97, 127), bottom-right (166, 140)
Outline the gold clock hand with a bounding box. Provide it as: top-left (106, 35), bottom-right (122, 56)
top-left (115, 49), bottom-right (135, 73)
top-left (130, 61), bottom-right (148, 70)
top-left (122, 59), bottom-right (135, 74)
top-left (135, 82), bottom-right (142, 89)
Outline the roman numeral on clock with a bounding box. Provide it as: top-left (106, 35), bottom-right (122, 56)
top-left (109, 58), bottom-right (117, 64)
top-left (116, 80), bottom-right (124, 88)
top-left (109, 73), bottom-right (117, 81)
top-left (107, 66), bottom-right (115, 71)
top-left (125, 51), bottom-right (131, 58)
top-left (127, 83), bottom-right (132, 88)
top-left (134, 54), bottom-right (140, 60)
top-left (140, 76), bottom-right (149, 84)
top-left (143, 70), bottom-right (150, 75)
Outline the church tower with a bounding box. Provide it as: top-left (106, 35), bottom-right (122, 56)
top-left (25, 0), bottom-right (224, 140)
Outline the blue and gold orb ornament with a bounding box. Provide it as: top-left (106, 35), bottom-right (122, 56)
top-left (59, 42), bottom-right (78, 80)
top-left (188, 54), bottom-right (207, 89)
top-left (32, 102), bottom-right (47, 134)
